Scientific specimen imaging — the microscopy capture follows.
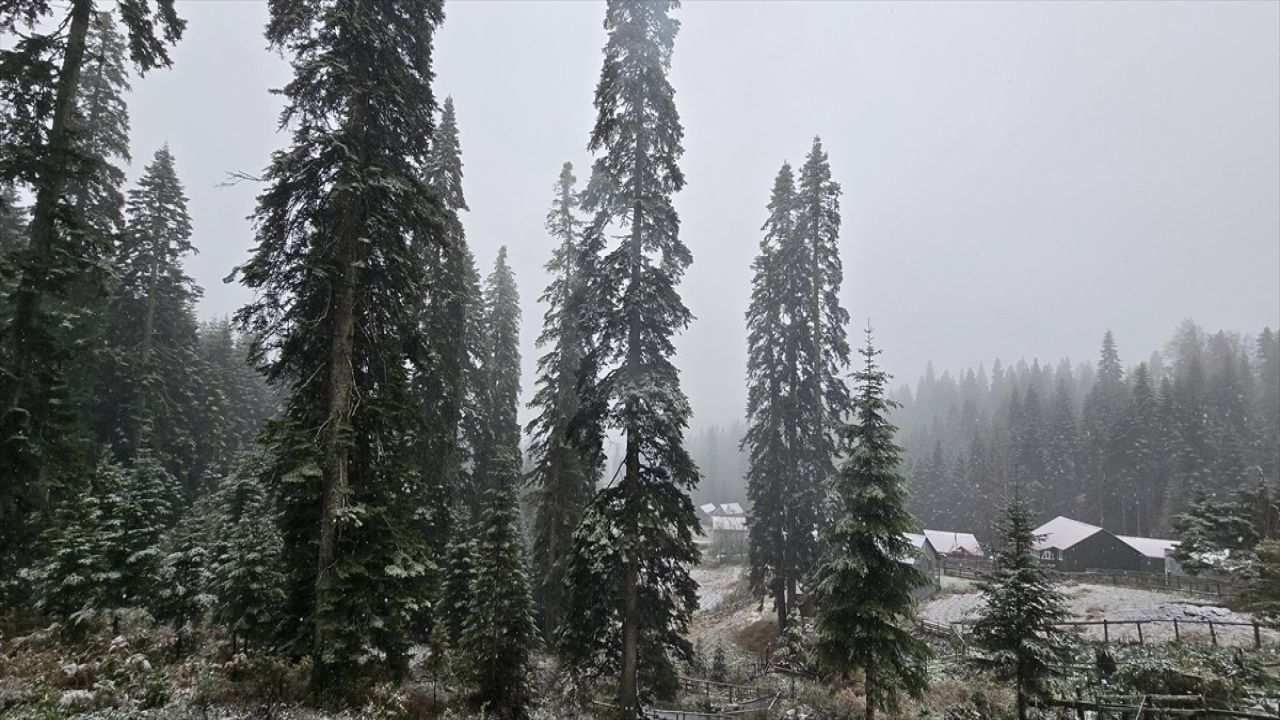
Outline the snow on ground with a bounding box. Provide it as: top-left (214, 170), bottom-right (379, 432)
top-left (692, 563), bottom-right (747, 614)
top-left (923, 577), bottom-right (1278, 647)
top-left (688, 563), bottom-right (773, 657)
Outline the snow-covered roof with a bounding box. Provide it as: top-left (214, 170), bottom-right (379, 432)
top-left (718, 502), bottom-right (744, 516)
top-left (924, 530), bottom-right (983, 556)
top-left (711, 515), bottom-right (747, 532)
top-left (699, 503), bottom-right (718, 516)
top-left (899, 533), bottom-right (936, 565)
top-left (1117, 535), bottom-right (1178, 559)
top-left (1033, 516), bottom-right (1106, 551)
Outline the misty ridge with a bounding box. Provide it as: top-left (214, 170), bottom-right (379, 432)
top-left (0, 1), bottom-right (1277, 720)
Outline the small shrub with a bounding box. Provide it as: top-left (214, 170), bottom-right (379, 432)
top-left (710, 644), bottom-right (728, 683)
top-left (364, 681), bottom-right (408, 720)
top-left (792, 683), bottom-right (866, 720)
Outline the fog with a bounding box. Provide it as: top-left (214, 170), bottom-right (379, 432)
top-left (127, 0), bottom-right (1279, 429)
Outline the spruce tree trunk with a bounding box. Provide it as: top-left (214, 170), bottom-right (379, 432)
top-left (775, 504), bottom-right (788, 631)
top-left (136, 260), bottom-right (160, 450)
top-left (786, 574), bottom-right (799, 628)
top-left (1016, 659), bottom-right (1028, 720)
top-left (865, 672), bottom-right (876, 720)
top-left (617, 127), bottom-right (647, 719)
top-left (774, 579), bottom-right (788, 631)
top-left (618, 429), bottom-right (641, 716)
top-left (5, 0), bottom-right (93, 413)
top-left (619, 529), bottom-right (640, 717)
top-left (810, 195), bottom-right (823, 451)
top-left (312, 207), bottom-right (360, 680)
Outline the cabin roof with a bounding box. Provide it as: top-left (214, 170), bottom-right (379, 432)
top-left (923, 529), bottom-right (983, 556)
top-left (1116, 534), bottom-right (1179, 559)
top-left (1032, 516), bottom-right (1108, 551)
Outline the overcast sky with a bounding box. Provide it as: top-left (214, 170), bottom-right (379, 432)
top-left (126, 0), bottom-right (1280, 429)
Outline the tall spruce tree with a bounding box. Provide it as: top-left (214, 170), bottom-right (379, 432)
top-left (191, 318), bottom-right (278, 483)
top-left (1255, 328), bottom-right (1280, 480)
top-left (810, 329), bottom-right (929, 720)
top-left (416, 97), bottom-right (483, 545)
top-left (1082, 331), bottom-right (1128, 525)
top-left (438, 508), bottom-right (477, 649)
top-left (527, 162), bottom-right (598, 638)
top-left (62, 10), bottom-right (139, 463)
top-left (65, 11), bottom-right (131, 238)
top-left (91, 145), bottom-right (202, 500)
top-left (970, 494), bottom-right (1072, 720)
top-left (744, 161), bottom-right (817, 630)
top-left (233, 0), bottom-right (444, 693)
top-left (0, 1), bottom-right (184, 593)
top-left (472, 248), bottom-right (521, 498)
top-left (1120, 363), bottom-right (1164, 535)
top-left (793, 137), bottom-right (852, 528)
top-left (461, 248), bottom-right (536, 719)
top-left (1043, 376), bottom-right (1079, 517)
top-left (558, 1), bottom-right (701, 713)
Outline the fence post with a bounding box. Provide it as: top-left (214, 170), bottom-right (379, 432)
top-left (1208, 621), bottom-right (1217, 647)
top-left (1255, 623), bottom-right (1262, 650)
top-left (1103, 620), bottom-right (1109, 644)
top-left (1136, 622), bottom-right (1144, 645)
top-left (1174, 619), bottom-right (1180, 642)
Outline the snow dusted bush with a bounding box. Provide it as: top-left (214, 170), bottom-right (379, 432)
top-left (361, 682), bottom-right (407, 720)
top-left (57, 688), bottom-right (97, 711)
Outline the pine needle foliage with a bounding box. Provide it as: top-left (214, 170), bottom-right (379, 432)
top-left (810, 328), bottom-right (930, 720)
top-left (0, 0), bottom-right (184, 595)
top-left (970, 495), bottom-right (1072, 720)
top-left (558, 1), bottom-right (700, 713)
top-left (439, 509), bottom-right (477, 651)
top-left (415, 97), bottom-right (483, 545)
top-left (233, 0), bottom-right (445, 694)
top-left (461, 476), bottom-right (538, 720)
top-left (527, 162), bottom-right (598, 638)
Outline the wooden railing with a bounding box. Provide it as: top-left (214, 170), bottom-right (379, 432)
top-left (634, 677), bottom-right (782, 719)
top-left (1044, 693), bottom-right (1280, 719)
top-left (949, 617), bottom-right (1272, 649)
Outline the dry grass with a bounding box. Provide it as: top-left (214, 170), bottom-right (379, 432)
top-left (732, 618), bottom-right (779, 656)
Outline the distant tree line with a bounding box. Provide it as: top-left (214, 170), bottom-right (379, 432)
top-left (896, 321), bottom-right (1280, 538)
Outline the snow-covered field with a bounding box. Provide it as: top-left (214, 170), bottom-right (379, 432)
top-left (923, 577), bottom-right (1278, 647)
top-left (692, 563), bottom-right (746, 613)
top-left (688, 563), bottom-right (773, 655)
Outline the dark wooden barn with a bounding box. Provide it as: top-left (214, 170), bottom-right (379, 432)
top-left (1032, 516), bottom-right (1146, 573)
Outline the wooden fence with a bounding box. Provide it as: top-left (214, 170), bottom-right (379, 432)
top-left (631, 677), bottom-right (782, 720)
top-left (949, 617), bottom-right (1272, 649)
top-left (1044, 693), bottom-right (1280, 719)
